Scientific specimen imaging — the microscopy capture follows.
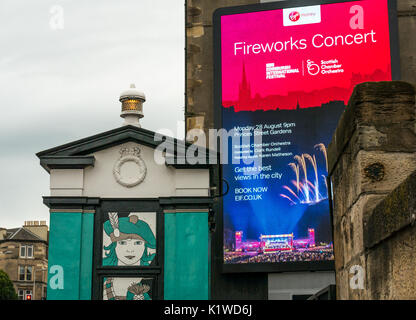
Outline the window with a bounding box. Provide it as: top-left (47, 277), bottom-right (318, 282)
top-left (20, 246), bottom-right (26, 258)
top-left (20, 245), bottom-right (34, 258)
top-left (18, 265), bottom-right (34, 281)
top-left (27, 246), bottom-right (33, 258)
top-left (18, 266), bottom-right (25, 281)
top-left (43, 286), bottom-right (47, 300)
top-left (26, 266), bottom-right (33, 281)
top-left (18, 289), bottom-right (24, 300)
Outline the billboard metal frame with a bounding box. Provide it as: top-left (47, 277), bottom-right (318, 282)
top-left (213, 0), bottom-right (400, 273)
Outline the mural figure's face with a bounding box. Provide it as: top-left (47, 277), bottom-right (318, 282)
top-left (115, 238), bottom-right (146, 266)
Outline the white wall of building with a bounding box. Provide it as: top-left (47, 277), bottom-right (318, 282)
top-left (49, 141), bottom-right (210, 198)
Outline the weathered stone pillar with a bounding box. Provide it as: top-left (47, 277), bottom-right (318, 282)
top-left (328, 81), bottom-right (416, 299)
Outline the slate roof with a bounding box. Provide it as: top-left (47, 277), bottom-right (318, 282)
top-left (1, 227), bottom-right (45, 242)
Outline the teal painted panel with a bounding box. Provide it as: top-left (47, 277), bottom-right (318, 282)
top-left (47, 212), bottom-right (82, 300)
top-left (164, 214), bottom-right (177, 299)
top-left (164, 212), bottom-right (209, 300)
top-left (79, 213), bottom-right (94, 300)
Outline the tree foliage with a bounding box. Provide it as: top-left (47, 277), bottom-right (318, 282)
top-left (0, 269), bottom-right (18, 300)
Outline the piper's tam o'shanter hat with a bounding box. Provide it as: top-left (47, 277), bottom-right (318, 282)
top-left (104, 213), bottom-right (156, 249)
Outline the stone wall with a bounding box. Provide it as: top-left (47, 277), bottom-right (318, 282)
top-left (328, 81), bottom-right (416, 299)
top-left (365, 171), bottom-right (416, 299)
top-left (398, 0), bottom-right (416, 84)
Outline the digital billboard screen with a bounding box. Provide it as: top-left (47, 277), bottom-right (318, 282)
top-left (213, 0), bottom-right (399, 272)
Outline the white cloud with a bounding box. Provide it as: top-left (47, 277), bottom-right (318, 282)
top-left (0, 0), bottom-right (185, 228)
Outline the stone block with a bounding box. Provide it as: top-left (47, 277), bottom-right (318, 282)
top-left (398, 1), bottom-right (416, 84)
top-left (331, 149), bottom-right (355, 224)
top-left (365, 171), bottom-right (416, 249)
top-left (328, 81), bottom-right (415, 174)
top-left (359, 151), bottom-right (416, 195)
top-left (333, 221), bottom-right (344, 272)
top-left (397, 0), bottom-right (416, 12)
top-left (337, 254), bottom-right (368, 300)
top-left (390, 225), bottom-right (416, 299)
top-left (366, 240), bottom-right (393, 299)
top-left (336, 267), bottom-right (349, 300)
top-left (331, 150), bottom-right (411, 227)
top-left (346, 254), bottom-right (368, 300)
top-left (339, 214), bottom-right (352, 268)
top-left (365, 224), bottom-right (416, 300)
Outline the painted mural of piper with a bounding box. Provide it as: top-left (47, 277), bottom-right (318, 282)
top-left (103, 212), bottom-right (156, 266)
top-left (102, 212), bottom-right (156, 300)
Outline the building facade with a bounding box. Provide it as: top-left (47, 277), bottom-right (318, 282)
top-left (0, 221), bottom-right (49, 300)
top-left (37, 85), bottom-right (214, 300)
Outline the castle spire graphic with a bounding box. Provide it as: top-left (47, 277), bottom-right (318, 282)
top-left (238, 63), bottom-right (252, 109)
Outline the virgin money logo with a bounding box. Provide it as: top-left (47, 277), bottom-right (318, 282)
top-left (289, 11), bottom-right (300, 22)
top-left (283, 5), bottom-right (321, 26)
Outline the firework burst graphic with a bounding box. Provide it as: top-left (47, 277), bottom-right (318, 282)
top-left (280, 143), bottom-right (328, 205)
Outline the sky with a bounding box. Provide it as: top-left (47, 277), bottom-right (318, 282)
top-left (0, 0), bottom-right (185, 228)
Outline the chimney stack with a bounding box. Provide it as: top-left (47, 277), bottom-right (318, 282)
top-left (119, 84), bottom-right (146, 127)
top-left (23, 221), bottom-right (48, 242)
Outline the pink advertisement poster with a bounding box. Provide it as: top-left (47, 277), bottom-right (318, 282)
top-left (217, 0), bottom-right (398, 270)
top-left (221, 0), bottom-right (392, 111)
